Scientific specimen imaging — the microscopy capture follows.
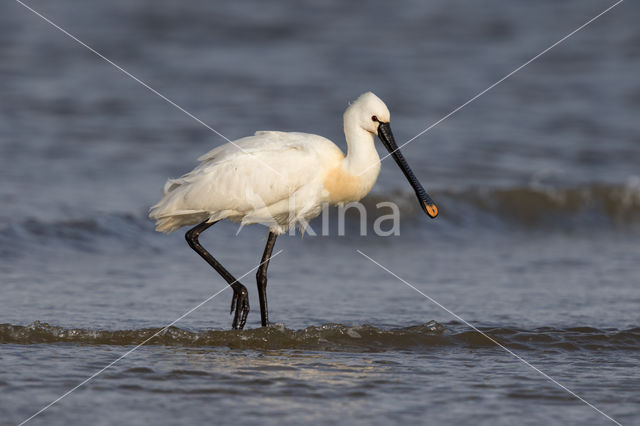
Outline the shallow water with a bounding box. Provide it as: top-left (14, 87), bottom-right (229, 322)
top-left (1, 0), bottom-right (640, 425)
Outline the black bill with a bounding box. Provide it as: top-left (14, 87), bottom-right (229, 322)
top-left (377, 122), bottom-right (438, 218)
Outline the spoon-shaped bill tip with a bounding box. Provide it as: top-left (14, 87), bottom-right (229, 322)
top-left (422, 201), bottom-right (438, 218)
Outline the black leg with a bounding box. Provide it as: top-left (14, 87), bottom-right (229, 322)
top-left (185, 221), bottom-right (250, 330)
top-left (256, 231), bottom-right (278, 327)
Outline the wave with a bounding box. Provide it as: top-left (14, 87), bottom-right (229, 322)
top-left (363, 182), bottom-right (640, 230)
top-left (1, 322), bottom-right (638, 352)
top-left (0, 212), bottom-right (156, 254)
top-left (1, 184), bottom-right (639, 247)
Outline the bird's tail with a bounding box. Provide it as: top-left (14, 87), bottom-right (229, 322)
top-left (149, 206), bottom-right (209, 233)
top-left (149, 181), bottom-right (209, 233)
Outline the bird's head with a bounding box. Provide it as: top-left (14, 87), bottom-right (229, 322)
top-left (346, 91), bottom-right (438, 219)
top-left (346, 91), bottom-right (391, 134)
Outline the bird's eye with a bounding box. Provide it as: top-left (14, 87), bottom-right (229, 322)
top-left (371, 115), bottom-right (378, 122)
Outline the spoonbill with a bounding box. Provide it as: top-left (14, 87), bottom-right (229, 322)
top-left (149, 92), bottom-right (438, 329)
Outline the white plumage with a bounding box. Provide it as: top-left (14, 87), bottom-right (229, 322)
top-left (149, 91), bottom-right (438, 329)
top-left (150, 92), bottom-right (391, 234)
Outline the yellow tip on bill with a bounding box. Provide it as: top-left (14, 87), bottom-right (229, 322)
top-left (424, 202), bottom-right (438, 218)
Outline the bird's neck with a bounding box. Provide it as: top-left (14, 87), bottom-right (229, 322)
top-left (321, 120), bottom-right (382, 205)
top-left (343, 122), bottom-right (381, 180)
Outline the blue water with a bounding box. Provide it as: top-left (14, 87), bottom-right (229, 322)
top-left (1, 0), bottom-right (639, 425)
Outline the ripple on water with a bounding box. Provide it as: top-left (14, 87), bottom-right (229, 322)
top-left (1, 321), bottom-right (638, 352)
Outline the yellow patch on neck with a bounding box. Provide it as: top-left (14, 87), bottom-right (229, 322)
top-left (323, 165), bottom-right (365, 203)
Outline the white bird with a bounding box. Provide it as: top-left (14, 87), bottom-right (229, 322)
top-left (149, 92), bottom-right (438, 329)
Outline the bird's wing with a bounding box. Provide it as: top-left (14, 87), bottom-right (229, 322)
top-left (154, 131), bottom-right (343, 218)
top-left (196, 131), bottom-right (318, 163)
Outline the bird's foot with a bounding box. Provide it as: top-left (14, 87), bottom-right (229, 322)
top-left (230, 283), bottom-right (249, 330)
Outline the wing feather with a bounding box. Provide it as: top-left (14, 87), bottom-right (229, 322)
top-left (149, 131), bottom-right (343, 232)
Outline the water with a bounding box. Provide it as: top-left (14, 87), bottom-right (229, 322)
top-left (1, 0), bottom-right (639, 424)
